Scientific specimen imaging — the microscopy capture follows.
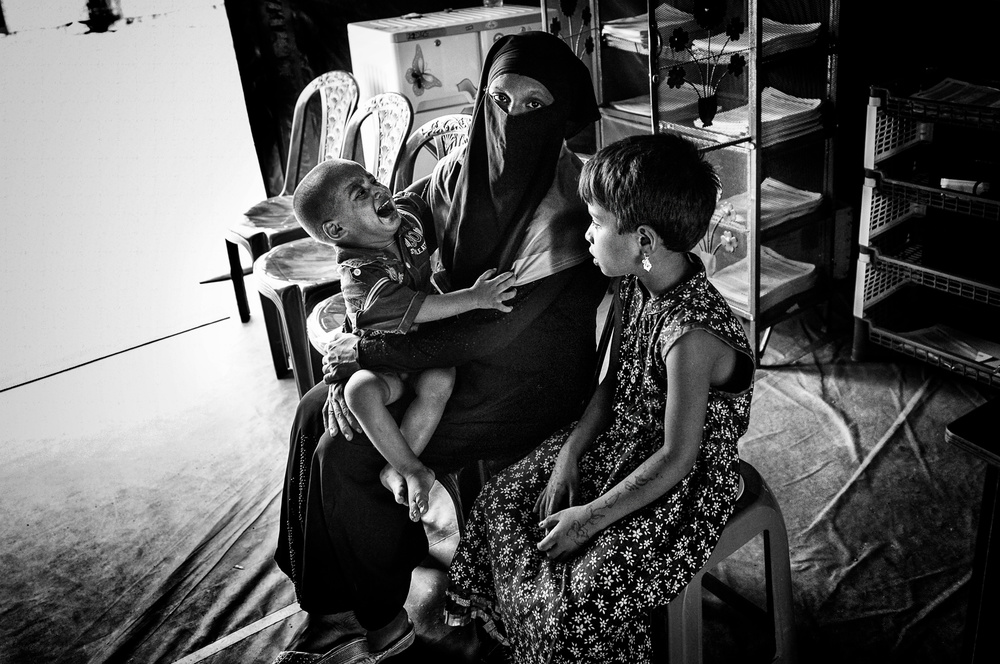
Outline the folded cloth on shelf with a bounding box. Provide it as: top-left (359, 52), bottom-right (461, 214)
top-left (691, 17), bottom-right (820, 59)
top-left (608, 85), bottom-right (701, 122)
top-left (601, 2), bottom-right (694, 52)
top-left (718, 178), bottom-right (823, 231)
top-left (695, 87), bottom-right (822, 144)
top-left (709, 245), bottom-right (816, 311)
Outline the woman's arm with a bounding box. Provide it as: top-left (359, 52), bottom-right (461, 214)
top-left (534, 370), bottom-right (616, 518)
top-left (537, 329), bottom-right (726, 561)
top-left (535, 286), bottom-right (622, 518)
top-left (357, 265), bottom-right (584, 374)
top-left (322, 263), bottom-right (604, 437)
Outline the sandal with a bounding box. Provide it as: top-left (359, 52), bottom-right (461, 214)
top-left (272, 636), bottom-right (369, 664)
top-left (362, 622), bottom-right (415, 663)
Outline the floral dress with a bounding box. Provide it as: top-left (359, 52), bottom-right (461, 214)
top-left (445, 260), bottom-right (754, 664)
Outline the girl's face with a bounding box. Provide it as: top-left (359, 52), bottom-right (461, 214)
top-left (585, 202), bottom-right (638, 277)
top-left (487, 74), bottom-right (554, 116)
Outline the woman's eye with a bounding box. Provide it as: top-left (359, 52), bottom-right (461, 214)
top-left (491, 93), bottom-right (509, 108)
top-left (527, 99), bottom-right (543, 109)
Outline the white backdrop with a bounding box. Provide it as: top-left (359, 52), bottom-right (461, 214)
top-left (0, 1), bottom-right (265, 390)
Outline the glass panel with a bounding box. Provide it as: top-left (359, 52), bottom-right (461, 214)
top-left (654, 0), bottom-right (752, 143)
top-left (698, 143), bottom-right (755, 318)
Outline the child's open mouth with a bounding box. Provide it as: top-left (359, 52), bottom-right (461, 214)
top-left (375, 195), bottom-right (396, 219)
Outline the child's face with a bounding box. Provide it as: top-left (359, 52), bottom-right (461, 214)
top-left (585, 203), bottom-right (637, 277)
top-left (314, 161), bottom-right (401, 249)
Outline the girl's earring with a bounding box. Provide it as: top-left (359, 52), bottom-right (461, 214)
top-left (641, 253), bottom-right (652, 272)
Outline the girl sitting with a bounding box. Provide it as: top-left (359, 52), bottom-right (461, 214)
top-left (445, 133), bottom-right (757, 664)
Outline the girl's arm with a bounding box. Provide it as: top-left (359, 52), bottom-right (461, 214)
top-left (538, 329), bottom-right (727, 561)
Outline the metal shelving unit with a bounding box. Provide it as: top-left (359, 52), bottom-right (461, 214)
top-left (583, 0), bottom-right (841, 358)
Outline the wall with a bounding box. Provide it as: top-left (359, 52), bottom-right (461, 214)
top-left (0, 0), bottom-right (263, 390)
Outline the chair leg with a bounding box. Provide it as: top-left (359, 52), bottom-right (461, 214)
top-left (765, 524), bottom-right (798, 663)
top-left (278, 287), bottom-right (318, 398)
top-left (666, 571), bottom-right (706, 664)
top-left (225, 239), bottom-right (251, 323)
top-left (259, 294), bottom-right (291, 380)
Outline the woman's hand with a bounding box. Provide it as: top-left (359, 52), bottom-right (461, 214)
top-left (537, 505), bottom-right (595, 561)
top-left (469, 269), bottom-right (516, 312)
top-left (323, 382), bottom-right (360, 439)
top-left (534, 448), bottom-right (579, 519)
top-left (322, 330), bottom-right (362, 384)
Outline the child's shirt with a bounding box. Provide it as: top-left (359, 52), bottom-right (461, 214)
top-left (334, 192), bottom-right (433, 336)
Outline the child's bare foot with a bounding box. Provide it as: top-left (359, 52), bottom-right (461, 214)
top-left (404, 466), bottom-right (436, 522)
top-left (379, 464), bottom-right (407, 505)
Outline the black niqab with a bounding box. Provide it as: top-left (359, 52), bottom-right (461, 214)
top-left (440, 31), bottom-right (599, 289)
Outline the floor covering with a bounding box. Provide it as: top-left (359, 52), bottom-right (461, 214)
top-left (1, 289), bottom-right (993, 664)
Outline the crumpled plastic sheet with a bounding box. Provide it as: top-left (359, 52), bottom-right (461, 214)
top-left (710, 335), bottom-right (988, 664)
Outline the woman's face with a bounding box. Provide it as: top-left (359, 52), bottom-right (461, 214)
top-left (487, 74), bottom-right (554, 116)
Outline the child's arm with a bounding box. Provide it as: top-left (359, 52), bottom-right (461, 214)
top-left (413, 268), bottom-right (516, 323)
top-left (537, 329), bottom-right (729, 561)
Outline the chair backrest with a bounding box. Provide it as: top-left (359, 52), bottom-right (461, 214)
top-left (280, 70), bottom-right (360, 196)
top-left (341, 92), bottom-right (413, 190)
top-left (392, 113), bottom-right (474, 192)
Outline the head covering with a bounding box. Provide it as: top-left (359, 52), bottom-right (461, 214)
top-left (440, 31), bottom-right (599, 289)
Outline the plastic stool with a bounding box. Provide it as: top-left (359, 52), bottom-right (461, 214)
top-left (664, 460), bottom-right (797, 664)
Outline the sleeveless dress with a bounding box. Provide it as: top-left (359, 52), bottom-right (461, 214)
top-left (445, 259), bottom-right (755, 664)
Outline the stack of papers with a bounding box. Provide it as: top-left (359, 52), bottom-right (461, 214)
top-left (602, 3), bottom-right (694, 53)
top-left (912, 78), bottom-right (1000, 107)
top-left (691, 18), bottom-right (820, 59)
top-left (709, 245), bottom-right (816, 311)
top-left (696, 87), bottom-right (822, 144)
top-left (719, 178), bottom-right (824, 231)
top-left (608, 84), bottom-right (701, 122)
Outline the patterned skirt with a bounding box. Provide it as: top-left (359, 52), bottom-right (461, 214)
top-left (445, 422), bottom-right (739, 664)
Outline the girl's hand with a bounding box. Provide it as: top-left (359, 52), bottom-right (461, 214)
top-left (324, 382), bottom-right (360, 439)
top-left (534, 449), bottom-right (579, 519)
top-left (468, 269), bottom-right (516, 312)
top-left (537, 505), bottom-right (595, 561)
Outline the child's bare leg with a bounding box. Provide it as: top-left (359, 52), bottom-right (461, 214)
top-left (390, 368), bottom-right (454, 520)
top-left (378, 366), bottom-right (454, 509)
top-left (345, 370), bottom-right (433, 521)
top-left (399, 367), bottom-right (456, 453)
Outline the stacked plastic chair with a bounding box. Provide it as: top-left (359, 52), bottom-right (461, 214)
top-left (252, 92), bottom-right (414, 396)
top-left (224, 70), bottom-right (359, 378)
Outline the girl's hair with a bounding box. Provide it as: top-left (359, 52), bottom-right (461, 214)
top-left (579, 134), bottom-right (721, 251)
